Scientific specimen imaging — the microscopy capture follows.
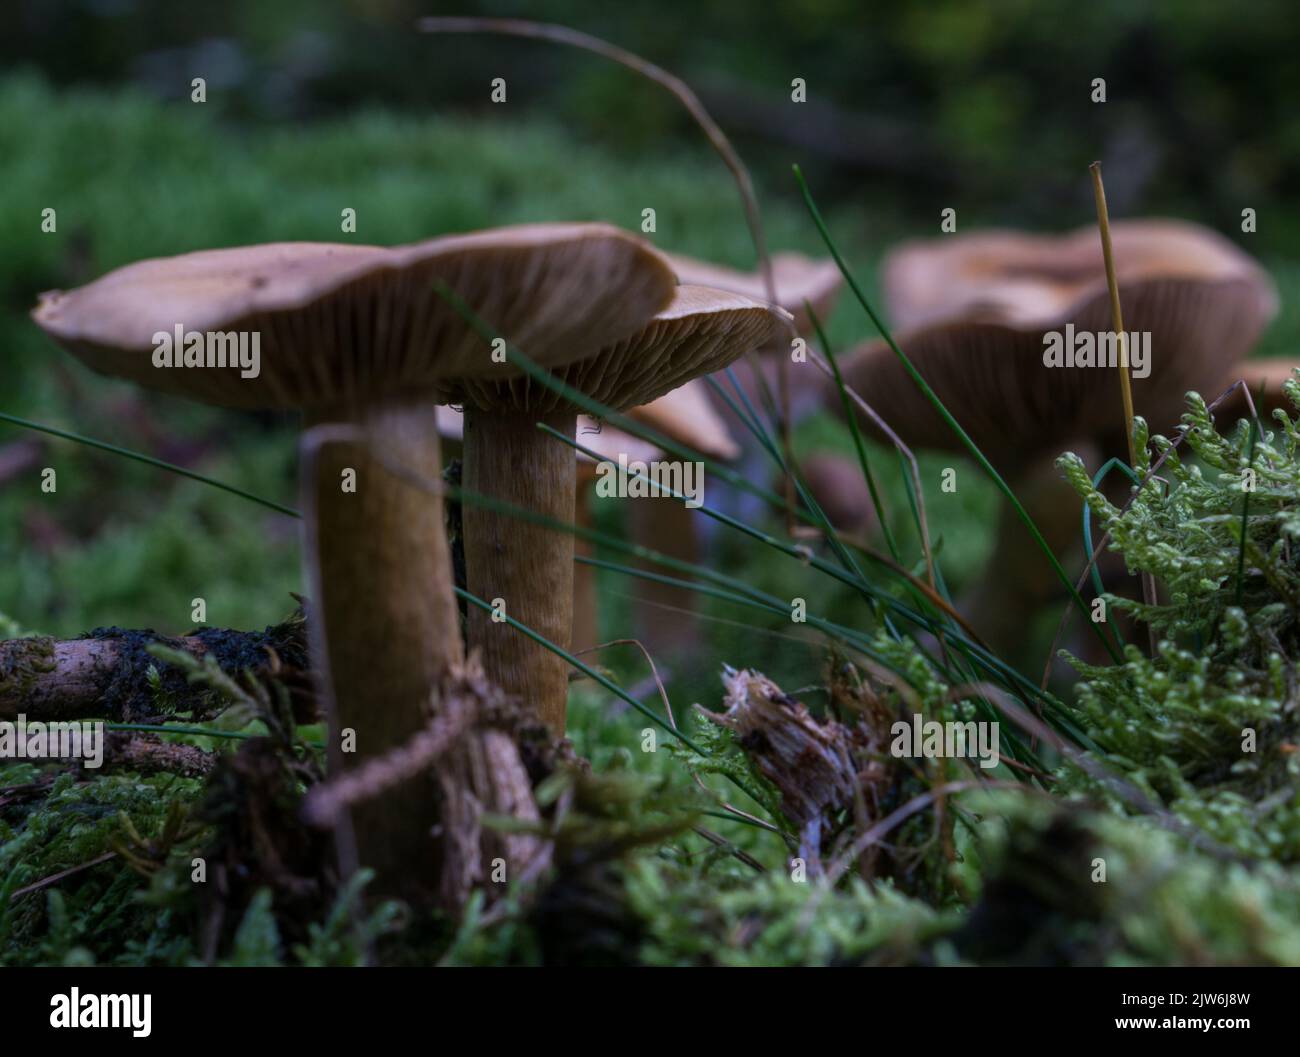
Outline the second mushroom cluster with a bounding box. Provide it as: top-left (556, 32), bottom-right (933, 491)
top-left (821, 218), bottom-right (1279, 659)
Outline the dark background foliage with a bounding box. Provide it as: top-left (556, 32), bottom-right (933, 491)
top-left (9, 0), bottom-right (1300, 245)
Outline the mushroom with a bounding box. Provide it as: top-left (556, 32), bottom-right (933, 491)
top-left (824, 219), bottom-right (1277, 659)
top-left (439, 285), bottom-right (793, 733)
top-left (665, 250), bottom-right (844, 334)
top-left (438, 378), bottom-right (740, 659)
top-left (883, 219), bottom-right (1277, 334)
top-left (572, 422), bottom-right (666, 654)
top-left (614, 381), bottom-right (742, 661)
top-left (31, 223), bottom-right (677, 900)
top-left (436, 403), bottom-right (661, 654)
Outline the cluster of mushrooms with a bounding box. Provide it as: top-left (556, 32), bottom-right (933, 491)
top-left (30, 223), bottom-right (795, 906)
top-left (28, 212), bottom-right (1281, 906)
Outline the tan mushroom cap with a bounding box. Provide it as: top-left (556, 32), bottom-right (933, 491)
top-left (830, 219), bottom-right (1279, 467)
top-left (32, 223), bottom-right (677, 411)
top-left (836, 270), bottom-right (1276, 468)
top-left (625, 379), bottom-right (741, 461)
top-left (666, 250), bottom-right (843, 333)
top-left (442, 284), bottom-right (794, 415)
top-left (884, 219), bottom-right (1277, 331)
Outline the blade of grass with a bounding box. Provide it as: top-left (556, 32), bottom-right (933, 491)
top-left (1089, 163), bottom-right (1138, 467)
top-left (1234, 419), bottom-right (1261, 607)
top-left (104, 721), bottom-right (324, 747)
top-left (1090, 160), bottom-right (1158, 652)
top-left (0, 411), bottom-right (297, 517)
top-left (809, 305), bottom-right (901, 563)
top-left (1082, 457), bottom-right (1142, 652)
top-left (792, 165), bottom-right (1120, 664)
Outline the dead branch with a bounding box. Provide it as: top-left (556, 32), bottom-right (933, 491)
top-left (0, 616), bottom-right (312, 724)
top-left (99, 733), bottom-right (215, 778)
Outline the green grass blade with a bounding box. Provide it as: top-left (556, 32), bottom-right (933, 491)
top-left (792, 166), bottom-right (1120, 664)
top-left (1083, 457), bottom-right (1141, 651)
top-left (0, 411), bottom-right (298, 518)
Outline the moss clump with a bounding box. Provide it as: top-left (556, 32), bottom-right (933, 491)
top-left (0, 765), bottom-right (206, 965)
top-left (627, 863), bottom-right (953, 967)
top-left (1058, 386), bottom-right (1300, 860)
top-left (0, 635), bottom-right (56, 702)
top-left (953, 793), bottom-right (1300, 966)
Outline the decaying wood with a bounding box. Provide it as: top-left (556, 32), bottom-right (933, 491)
top-left (0, 619), bottom-right (311, 724)
top-left (15, 730), bottom-right (216, 778)
top-left (698, 666), bottom-right (864, 875)
top-left (101, 733), bottom-right (215, 778)
top-left (3, 616), bottom-right (550, 915)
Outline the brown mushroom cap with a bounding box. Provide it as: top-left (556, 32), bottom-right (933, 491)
top-left (32, 223), bottom-right (677, 411)
top-left (441, 284), bottom-right (794, 415)
top-left (795, 451), bottom-right (879, 534)
top-left (884, 219), bottom-right (1277, 331)
top-left (623, 378), bottom-right (741, 461)
top-left (666, 250), bottom-right (843, 333)
top-left (834, 221), bottom-right (1278, 467)
top-left (574, 425), bottom-right (664, 483)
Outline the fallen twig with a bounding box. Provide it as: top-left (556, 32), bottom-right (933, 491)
top-left (0, 617), bottom-right (311, 724)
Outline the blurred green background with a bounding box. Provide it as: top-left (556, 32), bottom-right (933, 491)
top-left (3, 0), bottom-right (1299, 713)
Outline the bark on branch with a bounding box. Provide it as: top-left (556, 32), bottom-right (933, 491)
top-left (0, 616), bottom-right (311, 724)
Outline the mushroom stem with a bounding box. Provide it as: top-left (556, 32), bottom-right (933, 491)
top-left (462, 407), bottom-right (577, 733)
top-left (961, 442), bottom-right (1099, 663)
top-left (571, 487), bottom-right (599, 652)
top-left (630, 495), bottom-right (702, 662)
top-left (306, 399), bottom-right (461, 901)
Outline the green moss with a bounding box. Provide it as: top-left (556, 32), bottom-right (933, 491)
top-left (0, 768), bottom-right (206, 966)
top-left (0, 635), bottom-right (56, 700)
top-left (1058, 385), bottom-right (1300, 861)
